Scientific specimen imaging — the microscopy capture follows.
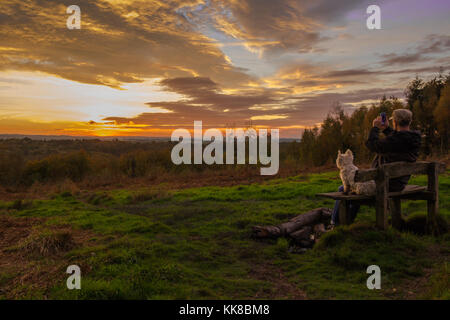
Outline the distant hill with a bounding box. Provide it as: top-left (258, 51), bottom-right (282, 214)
top-left (0, 134), bottom-right (170, 142)
top-left (0, 134), bottom-right (300, 143)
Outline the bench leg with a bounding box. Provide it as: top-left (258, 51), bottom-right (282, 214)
top-left (390, 198), bottom-right (403, 230)
top-left (427, 198), bottom-right (439, 235)
top-left (375, 169), bottom-right (388, 230)
top-left (339, 200), bottom-right (351, 225)
top-left (427, 163), bottom-right (439, 235)
top-left (375, 205), bottom-right (387, 230)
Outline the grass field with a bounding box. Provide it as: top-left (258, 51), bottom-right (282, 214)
top-left (0, 170), bottom-right (449, 300)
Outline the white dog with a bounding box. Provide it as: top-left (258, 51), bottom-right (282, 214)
top-left (336, 149), bottom-right (376, 196)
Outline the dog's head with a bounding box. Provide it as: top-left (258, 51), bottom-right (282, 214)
top-left (336, 149), bottom-right (354, 169)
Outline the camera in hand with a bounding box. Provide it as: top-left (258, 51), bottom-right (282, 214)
top-left (380, 112), bottom-right (386, 126)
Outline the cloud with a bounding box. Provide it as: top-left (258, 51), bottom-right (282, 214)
top-left (303, 0), bottom-right (379, 24)
top-left (379, 34), bottom-right (450, 66)
top-left (0, 0), bottom-right (251, 88)
top-left (157, 77), bottom-right (278, 110)
top-left (379, 53), bottom-right (423, 66)
top-left (198, 0), bottom-right (384, 56)
top-left (101, 76), bottom-right (288, 129)
top-left (190, 0), bottom-right (324, 56)
top-left (417, 34), bottom-right (450, 54)
top-left (158, 77), bottom-right (218, 97)
top-left (101, 75), bottom-right (405, 133)
top-left (324, 69), bottom-right (375, 77)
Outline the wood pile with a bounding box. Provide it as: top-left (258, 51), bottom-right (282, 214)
top-left (251, 207), bottom-right (332, 252)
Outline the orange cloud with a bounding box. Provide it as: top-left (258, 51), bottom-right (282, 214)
top-left (0, 0), bottom-right (251, 89)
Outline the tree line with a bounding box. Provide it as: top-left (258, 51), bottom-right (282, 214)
top-left (297, 74), bottom-right (450, 167)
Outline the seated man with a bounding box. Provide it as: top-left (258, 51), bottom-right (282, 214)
top-left (331, 109), bottom-right (422, 225)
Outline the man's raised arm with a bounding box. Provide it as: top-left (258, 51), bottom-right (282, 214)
top-left (365, 116), bottom-right (395, 154)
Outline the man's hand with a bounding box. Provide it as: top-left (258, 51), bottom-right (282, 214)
top-left (372, 116), bottom-right (389, 130)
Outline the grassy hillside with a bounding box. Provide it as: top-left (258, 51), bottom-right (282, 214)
top-left (0, 170), bottom-right (449, 299)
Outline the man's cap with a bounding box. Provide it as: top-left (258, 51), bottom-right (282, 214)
top-left (389, 109), bottom-right (412, 124)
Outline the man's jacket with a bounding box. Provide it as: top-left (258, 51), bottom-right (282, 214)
top-left (365, 126), bottom-right (421, 191)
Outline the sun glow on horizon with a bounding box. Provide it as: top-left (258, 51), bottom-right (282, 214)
top-left (0, 71), bottom-right (180, 122)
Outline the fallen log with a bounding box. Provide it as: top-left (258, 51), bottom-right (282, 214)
top-left (313, 223), bottom-right (326, 236)
top-left (251, 225), bottom-right (282, 238)
top-left (251, 207), bottom-right (331, 238)
top-left (289, 226), bottom-right (312, 241)
top-left (279, 208), bottom-right (324, 234)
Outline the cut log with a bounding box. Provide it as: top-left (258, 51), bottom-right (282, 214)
top-left (252, 207), bottom-right (331, 238)
top-left (251, 225), bottom-right (281, 238)
top-left (289, 226), bottom-right (312, 241)
top-left (321, 208), bottom-right (332, 220)
top-left (313, 223), bottom-right (326, 236)
top-left (279, 207), bottom-right (329, 234)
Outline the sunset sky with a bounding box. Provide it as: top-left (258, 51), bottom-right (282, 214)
top-left (0, 0), bottom-right (449, 137)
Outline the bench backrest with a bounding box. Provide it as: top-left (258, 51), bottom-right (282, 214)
top-left (355, 161), bottom-right (446, 183)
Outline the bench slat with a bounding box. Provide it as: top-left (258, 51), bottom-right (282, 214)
top-left (354, 169), bottom-right (377, 182)
top-left (383, 161), bottom-right (446, 179)
top-left (316, 185), bottom-right (427, 200)
top-left (354, 161), bottom-right (446, 182)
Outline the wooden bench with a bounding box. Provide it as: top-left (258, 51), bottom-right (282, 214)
top-left (316, 161), bottom-right (446, 233)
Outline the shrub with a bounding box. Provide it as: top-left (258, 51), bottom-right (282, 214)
top-left (18, 230), bottom-right (75, 256)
